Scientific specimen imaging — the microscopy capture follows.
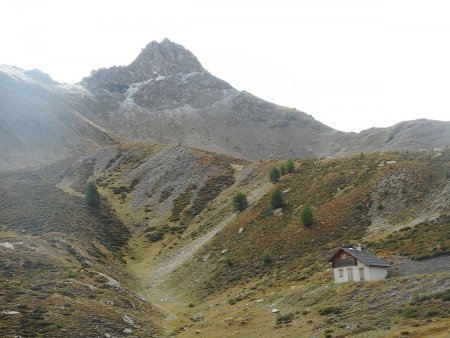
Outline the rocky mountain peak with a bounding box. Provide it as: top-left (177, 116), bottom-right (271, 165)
top-left (129, 38), bottom-right (205, 79)
top-left (82, 38), bottom-right (206, 91)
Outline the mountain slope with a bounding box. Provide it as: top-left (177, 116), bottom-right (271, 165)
top-left (0, 65), bottom-right (117, 170)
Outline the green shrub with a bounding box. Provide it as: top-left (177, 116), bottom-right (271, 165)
top-left (318, 306), bottom-right (341, 315)
top-left (59, 290), bottom-right (75, 298)
top-left (280, 164), bottom-right (286, 176)
top-left (300, 204), bottom-right (313, 227)
top-left (285, 159), bottom-right (295, 173)
top-left (232, 192), bottom-right (248, 212)
top-left (148, 230), bottom-right (164, 242)
top-left (262, 253), bottom-right (273, 265)
top-left (424, 310), bottom-right (441, 317)
top-left (270, 189), bottom-right (283, 209)
top-left (400, 307), bottom-right (418, 318)
top-left (437, 290), bottom-right (450, 301)
top-left (269, 167), bottom-right (281, 183)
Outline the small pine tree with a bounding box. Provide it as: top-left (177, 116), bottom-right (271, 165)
top-left (286, 159), bottom-right (295, 173)
top-left (269, 166), bottom-right (281, 183)
top-left (270, 188), bottom-right (283, 209)
top-left (232, 192), bottom-right (248, 212)
top-left (280, 163), bottom-right (286, 176)
top-left (262, 253), bottom-right (273, 265)
top-left (300, 203), bottom-right (313, 226)
top-left (85, 181), bottom-right (100, 208)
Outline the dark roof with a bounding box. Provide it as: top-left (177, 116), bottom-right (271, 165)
top-left (329, 247), bottom-right (391, 267)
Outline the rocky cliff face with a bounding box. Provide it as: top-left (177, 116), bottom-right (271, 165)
top-left (1, 39), bottom-right (449, 170)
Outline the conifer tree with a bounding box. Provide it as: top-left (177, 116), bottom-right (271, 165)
top-left (286, 159), bottom-right (295, 173)
top-left (85, 181), bottom-right (101, 208)
top-left (232, 192), bottom-right (248, 212)
top-left (300, 203), bottom-right (313, 226)
top-left (270, 188), bottom-right (283, 209)
top-left (269, 166), bottom-right (281, 183)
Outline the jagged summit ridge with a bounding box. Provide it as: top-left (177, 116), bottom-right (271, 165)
top-left (82, 38), bottom-right (206, 91)
top-left (129, 38), bottom-right (205, 79)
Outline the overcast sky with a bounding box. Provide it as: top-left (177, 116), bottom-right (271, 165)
top-left (2, 0), bottom-right (449, 132)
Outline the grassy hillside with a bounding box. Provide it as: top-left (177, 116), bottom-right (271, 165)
top-left (0, 163), bottom-right (129, 256)
top-left (0, 161), bottom-right (162, 337)
top-left (159, 149), bottom-right (449, 337)
top-left (1, 146), bottom-right (449, 337)
top-left (170, 150), bottom-right (449, 295)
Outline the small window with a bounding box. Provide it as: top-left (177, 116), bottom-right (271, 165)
top-left (338, 269), bottom-right (343, 277)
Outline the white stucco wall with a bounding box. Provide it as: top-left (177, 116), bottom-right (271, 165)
top-left (366, 265), bottom-right (388, 281)
top-left (332, 261), bottom-right (387, 283)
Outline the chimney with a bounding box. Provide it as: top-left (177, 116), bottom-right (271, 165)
top-left (356, 244), bottom-right (362, 251)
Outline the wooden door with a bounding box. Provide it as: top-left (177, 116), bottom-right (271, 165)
top-left (347, 268), bottom-right (353, 282)
top-left (359, 268), bottom-right (365, 281)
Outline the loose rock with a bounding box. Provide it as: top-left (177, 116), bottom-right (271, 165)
top-left (191, 314), bottom-right (203, 322)
top-left (0, 242), bottom-right (15, 250)
top-left (2, 310), bottom-right (20, 315)
top-left (123, 314), bottom-right (135, 325)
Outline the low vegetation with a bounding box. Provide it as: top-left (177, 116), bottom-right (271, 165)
top-left (369, 217), bottom-right (450, 260)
